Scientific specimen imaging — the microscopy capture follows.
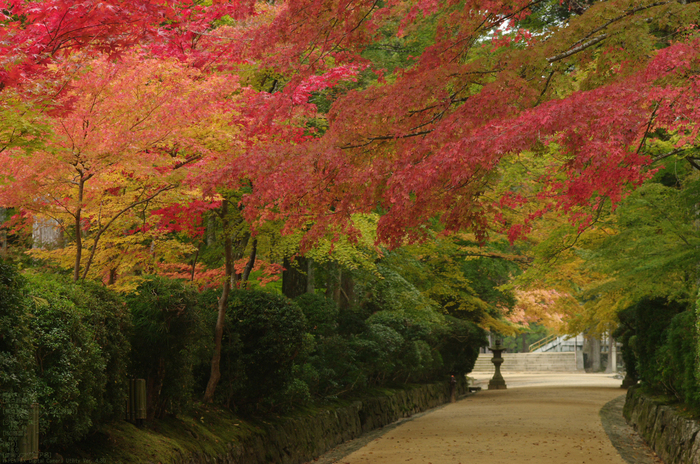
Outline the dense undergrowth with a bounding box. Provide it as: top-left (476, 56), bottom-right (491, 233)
top-left (615, 296), bottom-right (700, 414)
top-left (0, 263), bottom-right (485, 459)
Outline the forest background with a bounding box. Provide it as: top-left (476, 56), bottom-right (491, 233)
top-left (1, 0), bottom-right (700, 458)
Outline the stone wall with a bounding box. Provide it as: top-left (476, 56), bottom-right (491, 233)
top-left (623, 386), bottom-right (700, 464)
top-left (171, 381), bottom-right (465, 464)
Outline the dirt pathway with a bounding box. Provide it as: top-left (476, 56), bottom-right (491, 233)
top-left (312, 373), bottom-right (661, 464)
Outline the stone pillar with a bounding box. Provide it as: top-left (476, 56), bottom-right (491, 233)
top-left (575, 335), bottom-right (584, 371)
top-left (605, 333), bottom-right (617, 373)
top-left (591, 336), bottom-right (602, 372)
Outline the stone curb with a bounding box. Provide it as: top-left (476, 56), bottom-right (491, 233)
top-left (600, 394), bottom-right (663, 464)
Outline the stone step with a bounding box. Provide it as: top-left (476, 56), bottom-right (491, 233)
top-left (471, 352), bottom-right (579, 373)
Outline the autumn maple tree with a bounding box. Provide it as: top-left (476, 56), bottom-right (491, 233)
top-left (233, 0), bottom-right (700, 252)
top-left (0, 52), bottom-right (235, 282)
top-left (2, 0), bottom-right (700, 401)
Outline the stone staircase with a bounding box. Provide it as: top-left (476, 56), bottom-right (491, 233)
top-left (471, 352), bottom-right (579, 373)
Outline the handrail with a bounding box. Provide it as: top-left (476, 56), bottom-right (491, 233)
top-left (529, 334), bottom-right (558, 352)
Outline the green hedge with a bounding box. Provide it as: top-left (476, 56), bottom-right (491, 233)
top-left (634, 297), bottom-right (686, 387)
top-left (2, 265), bottom-right (491, 451)
top-left (217, 290), bottom-right (307, 413)
top-left (3, 272), bottom-right (132, 450)
top-left (656, 311), bottom-right (700, 408)
top-left (620, 297), bottom-right (700, 409)
top-left (127, 276), bottom-right (210, 419)
top-left (0, 264), bottom-right (37, 458)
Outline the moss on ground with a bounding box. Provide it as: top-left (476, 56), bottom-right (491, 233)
top-left (62, 404), bottom-right (263, 464)
top-left (58, 382), bottom-right (453, 463)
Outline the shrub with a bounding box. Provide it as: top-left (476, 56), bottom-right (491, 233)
top-left (0, 263), bottom-right (36, 458)
top-left (363, 311), bottom-right (440, 383)
top-left (127, 276), bottom-right (208, 419)
top-left (220, 290), bottom-right (306, 412)
top-left (295, 293), bottom-right (339, 337)
top-left (22, 273), bottom-right (128, 448)
top-left (657, 311), bottom-right (700, 408)
top-left (436, 316), bottom-right (487, 376)
top-left (297, 334), bottom-right (368, 397)
top-left (1, 270), bottom-right (131, 452)
top-left (634, 297), bottom-right (686, 387)
top-left (73, 281), bottom-right (131, 423)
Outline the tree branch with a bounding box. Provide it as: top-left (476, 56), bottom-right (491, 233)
top-left (547, 34), bottom-right (608, 63)
top-left (80, 184), bottom-right (177, 280)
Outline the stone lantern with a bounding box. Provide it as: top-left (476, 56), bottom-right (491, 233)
top-left (488, 335), bottom-right (507, 390)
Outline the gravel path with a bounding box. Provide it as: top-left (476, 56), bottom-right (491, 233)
top-left (309, 373), bottom-right (662, 464)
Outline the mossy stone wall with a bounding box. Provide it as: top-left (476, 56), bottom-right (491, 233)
top-left (623, 386), bottom-right (700, 464)
top-left (169, 382), bottom-right (464, 464)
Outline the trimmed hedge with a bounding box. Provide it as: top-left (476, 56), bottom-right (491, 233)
top-left (218, 290), bottom-right (307, 413)
top-left (0, 264), bottom-right (36, 458)
top-left (618, 297), bottom-right (700, 410)
top-left (0, 270), bottom-right (133, 452)
top-left (127, 276), bottom-right (210, 419)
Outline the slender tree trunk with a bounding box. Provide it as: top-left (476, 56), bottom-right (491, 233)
top-left (107, 268), bottom-right (118, 285)
top-left (0, 208), bottom-right (6, 258)
top-left (325, 262), bottom-right (336, 299)
top-left (73, 177), bottom-right (85, 282)
top-left (206, 213), bottom-right (216, 246)
top-left (203, 201), bottom-right (233, 403)
top-left (307, 258), bottom-right (315, 294)
top-left (339, 270), bottom-right (354, 310)
top-left (282, 256), bottom-right (308, 299)
top-left (333, 268), bottom-right (341, 304)
top-left (591, 336), bottom-right (602, 371)
top-left (605, 333), bottom-right (617, 373)
top-left (520, 333), bottom-right (528, 353)
top-left (230, 232), bottom-right (250, 289)
top-left (240, 239), bottom-right (257, 287)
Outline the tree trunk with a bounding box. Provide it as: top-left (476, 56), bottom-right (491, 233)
top-left (240, 238), bottom-right (257, 287)
top-left (306, 258), bottom-right (315, 294)
top-left (339, 270), bottom-right (355, 310)
top-left (282, 256), bottom-right (308, 299)
top-left (325, 262), bottom-right (337, 300)
top-left (203, 201), bottom-right (233, 403)
top-left (0, 208), bottom-right (6, 257)
top-left (73, 177), bottom-right (85, 282)
top-left (206, 212), bottom-right (216, 246)
top-left (190, 242), bottom-right (202, 282)
top-left (107, 268), bottom-right (118, 285)
top-left (230, 232), bottom-right (250, 289)
top-left (591, 336), bottom-right (602, 372)
top-left (520, 333), bottom-right (528, 353)
top-left (605, 333), bottom-right (617, 373)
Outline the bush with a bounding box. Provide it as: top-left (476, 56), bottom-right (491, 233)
top-left (363, 311), bottom-right (440, 383)
top-left (296, 334), bottom-right (368, 397)
top-left (634, 297), bottom-right (686, 387)
top-left (295, 293), bottom-right (339, 337)
top-left (0, 263), bottom-right (36, 458)
top-left (73, 281), bottom-right (131, 423)
top-left (1, 269), bottom-right (131, 453)
top-left (656, 311), bottom-right (700, 408)
top-left (127, 276), bottom-right (208, 419)
top-left (220, 290), bottom-right (306, 412)
top-left (436, 316), bottom-right (487, 376)
top-left (21, 272), bottom-right (131, 448)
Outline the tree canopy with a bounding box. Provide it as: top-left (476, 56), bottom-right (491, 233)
top-left (1, 0), bottom-right (700, 399)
